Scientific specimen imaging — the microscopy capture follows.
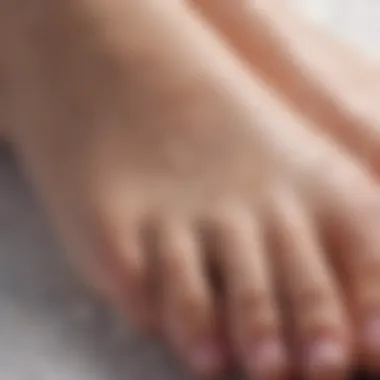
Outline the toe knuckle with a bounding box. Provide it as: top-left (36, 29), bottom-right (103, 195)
top-left (234, 287), bottom-right (271, 314)
top-left (295, 288), bottom-right (343, 330)
top-left (179, 291), bottom-right (209, 319)
top-left (233, 288), bottom-right (278, 336)
top-left (301, 311), bottom-right (344, 337)
top-left (123, 254), bottom-right (145, 286)
top-left (295, 287), bottom-right (330, 312)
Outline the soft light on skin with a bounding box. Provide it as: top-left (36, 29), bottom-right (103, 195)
top-left (2, 1), bottom-right (380, 379)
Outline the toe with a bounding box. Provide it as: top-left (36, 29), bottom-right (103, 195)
top-left (322, 189), bottom-right (380, 370)
top-left (270, 191), bottom-right (350, 380)
top-left (155, 218), bottom-right (226, 376)
top-left (209, 206), bottom-right (288, 380)
top-left (87, 201), bottom-right (155, 331)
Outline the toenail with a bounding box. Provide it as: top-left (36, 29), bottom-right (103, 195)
top-left (190, 341), bottom-right (225, 374)
top-left (307, 340), bottom-right (346, 376)
top-left (247, 340), bottom-right (287, 378)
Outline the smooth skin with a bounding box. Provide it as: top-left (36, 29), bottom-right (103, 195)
top-left (2, 1), bottom-right (380, 380)
top-left (191, 0), bottom-right (380, 173)
top-left (191, 0), bottom-right (380, 371)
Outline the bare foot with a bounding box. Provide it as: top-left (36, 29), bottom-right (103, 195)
top-left (192, 0), bottom-right (380, 371)
top-left (4, 0), bottom-right (380, 379)
top-left (191, 0), bottom-right (380, 173)
top-left (248, 1), bottom-right (380, 175)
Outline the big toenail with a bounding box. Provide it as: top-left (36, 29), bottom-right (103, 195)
top-left (248, 340), bottom-right (287, 378)
top-left (307, 340), bottom-right (346, 375)
top-left (364, 317), bottom-right (380, 353)
top-left (190, 342), bottom-right (225, 374)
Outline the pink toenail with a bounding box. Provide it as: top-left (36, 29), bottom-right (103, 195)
top-left (308, 340), bottom-right (346, 375)
top-left (248, 340), bottom-right (287, 377)
top-left (190, 342), bottom-right (225, 373)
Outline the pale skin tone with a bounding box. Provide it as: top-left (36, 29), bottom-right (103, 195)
top-left (191, 0), bottom-right (380, 371)
top-left (2, 1), bottom-right (380, 380)
top-left (192, 0), bottom-right (380, 172)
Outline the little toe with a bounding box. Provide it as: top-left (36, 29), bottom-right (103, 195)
top-left (208, 206), bottom-right (288, 380)
top-left (270, 191), bottom-right (350, 380)
top-left (154, 218), bottom-right (226, 376)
